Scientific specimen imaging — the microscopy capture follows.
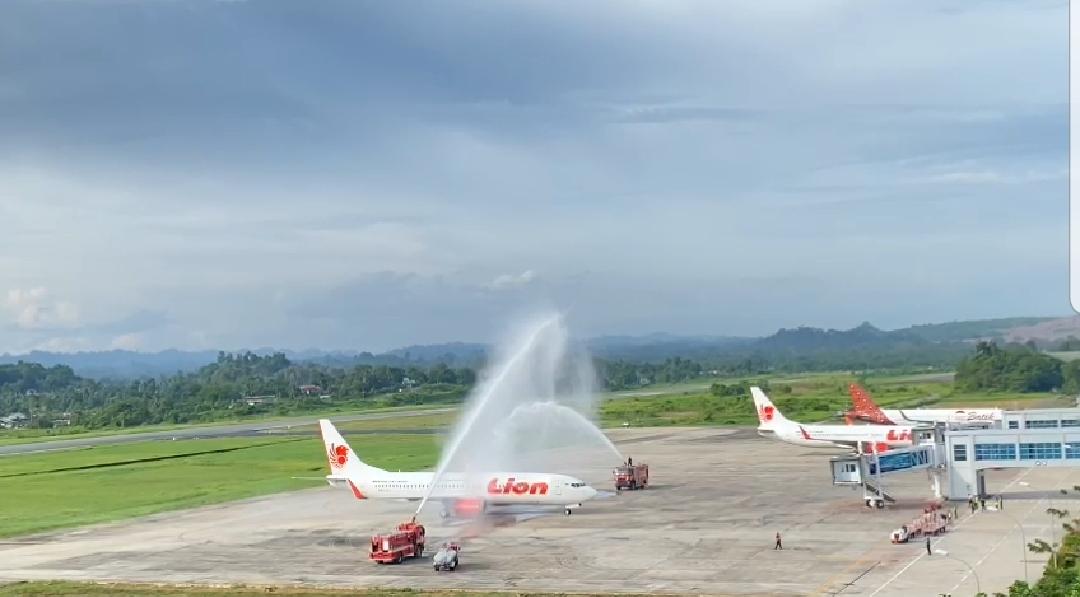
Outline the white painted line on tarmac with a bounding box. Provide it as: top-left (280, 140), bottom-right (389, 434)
top-left (948, 468), bottom-right (1074, 593)
top-left (947, 497), bottom-right (1042, 594)
top-left (868, 467), bottom-right (1035, 596)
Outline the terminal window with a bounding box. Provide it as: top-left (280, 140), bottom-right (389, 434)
top-left (1008, 421), bottom-right (1020, 430)
top-left (1067, 443), bottom-right (1080, 459)
top-left (975, 443), bottom-right (1017, 461)
top-left (1020, 442), bottom-right (1062, 460)
top-left (1025, 420), bottom-right (1060, 429)
top-left (1063, 420), bottom-right (1080, 428)
top-left (953, 444), bottom-right (968, 462)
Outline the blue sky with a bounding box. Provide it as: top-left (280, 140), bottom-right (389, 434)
top-left (0, 0), bottom-right (1069, 352)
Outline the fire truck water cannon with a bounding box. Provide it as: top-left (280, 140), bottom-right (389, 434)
top-left (613, 461), bottom-right (649, 491)
top-left (370, 521), bottom-right (426, 565)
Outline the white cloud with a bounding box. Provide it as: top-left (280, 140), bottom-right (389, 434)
top-left (110, 333), bottom-right (144, 350)
top-left (923, 168), bottom-right (1066, 185)
top-left (487, 270), bottom-right (537, 291)
top-left (4, 287), bottom-right (81, 330)
top-left (31, 336), bottom-right (93, 353)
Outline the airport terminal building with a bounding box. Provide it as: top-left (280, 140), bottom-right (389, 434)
top-left (831, 407), bottom-right (1080, 503)
top-left (944, 409), bottom-right (1080, 498)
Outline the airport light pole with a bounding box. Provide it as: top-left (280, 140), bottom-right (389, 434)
top-left (992, 508), bottom-right (1029, 584)
top-left (934, 549), bottom-right (981, 595)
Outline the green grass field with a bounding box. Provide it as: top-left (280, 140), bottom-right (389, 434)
top-left (0, 581), bottom-right (626, 597)
top-left (0, 433), bottom-right (439, 538)
top-left (599, 374), bottom-right (1070, 427)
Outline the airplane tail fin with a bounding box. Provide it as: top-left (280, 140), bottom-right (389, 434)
top-left (847, 383), bottom-right (894, 425)
top-left (750, 387), bottom-right (787, 429)
top-left (319, 419), bottom-right (386, 487)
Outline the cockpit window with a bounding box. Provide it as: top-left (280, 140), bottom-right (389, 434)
top-left (570, 482), bottom-right (586, 487)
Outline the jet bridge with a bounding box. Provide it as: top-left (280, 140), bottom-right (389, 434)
top-left (830, 444), bottom-right (940, 507)
top-left (830, 444), bottom-right (938, 483)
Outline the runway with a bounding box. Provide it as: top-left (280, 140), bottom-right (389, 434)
top-left (0, 407), bottom-right (456, 457)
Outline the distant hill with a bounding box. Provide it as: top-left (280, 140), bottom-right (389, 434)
top-left (754, 322), bottom-right (922, 352)
top-left (1002, 316), bottom-right (1080, 344)
top-left (382, 342), bottom-right (488, 367)
top-left (586, 334), bottom-right (751, 362)
top-left (897, 317), bottom-right (1058, 343)
top-left (0, 350), bottom-right (219, 379)
top-left (2, 315), bottom-right (1066, 378)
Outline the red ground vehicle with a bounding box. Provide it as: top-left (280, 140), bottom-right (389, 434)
top-left (614, 462), bottom-right (649, 490)
top-left (370, 521), bottom-right (426, 564)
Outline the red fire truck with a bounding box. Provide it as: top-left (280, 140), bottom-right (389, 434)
top-left (370, 521), bottom-right (426, 564)
top-left (614, 462), bottom-right (649, 490)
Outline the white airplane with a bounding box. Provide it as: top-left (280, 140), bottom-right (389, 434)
top-left (847, 383), bottom-right (1001, 426)
top-left (319, 419), bottom-right (598, 517)
top-left (751, 387), bottom-right (916, 453)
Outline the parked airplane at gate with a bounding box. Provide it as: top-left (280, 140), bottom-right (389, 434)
top-left (751, 387), bottom-right (916, 453)
top-left (846, 383), bottom-right (1001, 426)
top-left (319, 419), bottom-right (598, 517)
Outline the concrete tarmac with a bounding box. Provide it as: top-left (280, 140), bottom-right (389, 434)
top-left (0, 427), bottom-right (1060, 595)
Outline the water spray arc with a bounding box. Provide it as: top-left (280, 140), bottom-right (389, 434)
top-left (496, 401), bottom-right (623, 465)
top-left (414, 315), bottom-right (561, 516)
top-left (413, 314), bottom-right (620, 518)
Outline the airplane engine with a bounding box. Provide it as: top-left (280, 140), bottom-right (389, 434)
top-left (446, 498), bottom-right (486, 519)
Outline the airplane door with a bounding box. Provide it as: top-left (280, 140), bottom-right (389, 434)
top-left (553, 481), bottom-right (563, 496)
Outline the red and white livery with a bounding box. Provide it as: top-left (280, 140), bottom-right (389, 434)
top-left (752, 387), bottom-right (916, 453)
top-left (319, 419), bottom-right (597, 516)
top-left (846, 383), bottom-right (1001, 426)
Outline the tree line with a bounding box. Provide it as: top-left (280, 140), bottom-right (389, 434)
top-left (2, 338), bottom-right (1033, 431)
top-left (954, 341), bottom-right (1080, 393)
top-left (0, 352), bottom-right (476, 429)
top-left (2, 352), bottom-right (723, 429)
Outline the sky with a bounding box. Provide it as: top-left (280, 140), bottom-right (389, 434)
top-left (0, 0), bottom-right (1070, 353)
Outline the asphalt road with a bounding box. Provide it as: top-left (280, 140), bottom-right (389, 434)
top-left (0, 406), bottom-right (457, 457)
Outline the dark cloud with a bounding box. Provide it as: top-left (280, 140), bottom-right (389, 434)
top-left (0, 0), bottom-right (1068, 350)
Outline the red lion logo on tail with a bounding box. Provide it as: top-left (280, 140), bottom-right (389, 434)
top-left (329, 443), bottom-right (348, 469)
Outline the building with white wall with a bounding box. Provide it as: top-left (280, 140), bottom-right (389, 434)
top-left (945, 408), bottom-right (1080, 499)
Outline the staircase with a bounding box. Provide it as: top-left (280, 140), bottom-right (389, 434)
top-left (864, 481), bottom-right (896, 503)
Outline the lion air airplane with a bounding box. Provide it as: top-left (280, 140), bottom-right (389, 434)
top-left (319, 419), bottom-right (598, 517)
top-left (751, 387), bottom-right (916, 453)
top-left (846, 383), bottom-right (1001, 426)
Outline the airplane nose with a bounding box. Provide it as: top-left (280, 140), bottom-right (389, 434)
top-left (585, 485), bottom-right (597, 498)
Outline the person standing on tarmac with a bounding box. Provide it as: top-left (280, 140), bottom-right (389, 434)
top-left (774, 532), bottom-right (783, 550)
top-left (627, 456), bottom-right (632, 467)
top-left (925, 536), bottom-right (932, 556)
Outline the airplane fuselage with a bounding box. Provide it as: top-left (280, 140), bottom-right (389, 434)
top-left (761, 421), bottom-right (914, 450)
top-left (343, 471), bottom-right (595, 506)
top-left (757, 428), bottom-right (838, 448)
top-left (882, 408), bottom-right (1000, 425)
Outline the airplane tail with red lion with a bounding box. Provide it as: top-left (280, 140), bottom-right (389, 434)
top-left (319, 419), bottom-right (385, 498)
top-left (751, 386), bottom-right (790, 431)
